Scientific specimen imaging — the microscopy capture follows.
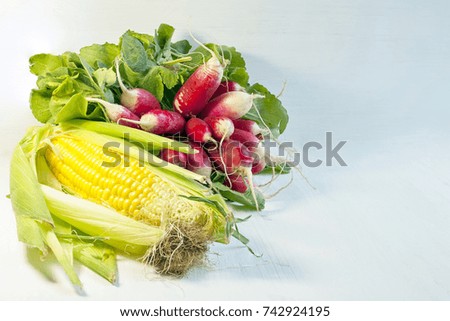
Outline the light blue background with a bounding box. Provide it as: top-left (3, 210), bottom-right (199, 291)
top-left (0, 0), bottom-right (449, 299)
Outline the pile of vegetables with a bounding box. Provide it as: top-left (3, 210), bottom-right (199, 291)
top-left (10, 23), bottom-right (292, 289)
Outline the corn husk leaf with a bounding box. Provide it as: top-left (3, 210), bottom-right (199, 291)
top-left (10, 145), bottom-right (53, 225)
top-left (41, 185), bottom-right (164, 256)
top-left (10, 143), bottom-right (82, 287)
top-left (72, 239), bottom-right (117, 284)
top-left (53, 216), bottom-right (74, 267)
top-left (62, 119), bottom-right (194, 154)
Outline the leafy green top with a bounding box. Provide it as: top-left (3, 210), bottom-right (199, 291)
top-left (29, 23), bottom-right (288, 139)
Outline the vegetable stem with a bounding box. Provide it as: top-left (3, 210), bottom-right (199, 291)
top-left (114, 57), bottom-right (130, 93)
top-left (162, 56), bottom-right (192, 66)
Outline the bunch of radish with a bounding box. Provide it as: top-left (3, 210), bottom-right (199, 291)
top-left (90, 48), bottom-right (268, 209)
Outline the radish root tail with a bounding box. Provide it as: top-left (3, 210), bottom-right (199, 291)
top-left (218, 128), bottom-right (232, 187)
top-left (243, 167), bottom-right (260, 211)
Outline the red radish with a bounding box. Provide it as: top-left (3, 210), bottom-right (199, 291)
top-left (209, 139), bottom-right (260, 210)
top-left (251, 158), bottom-right (266, 174)
top-left (199, 91), bottom-right (264, 119)
top-left (211, 81), bottom-right (245, 100)
top-left (204, 116), bottom-right (235, 140)
top-left (230, 128), bottom-right (265, 161)
top-left (208, 140), bottom-right (253, 174)
top-left (137, 110), bottom-right (186, 135)
top-left (115, 59), bottom-right (161, 116)
top-left (160, 149), bottom-right (187, 168)
top-left (85, 97), bottom-right (140, 129)
top-left (173, 54), bottom-right (226, 117)
top-left (224, 174), bottom-right (249, 193)
top-left (232, 119), bottom-right (263, 136)
top-left (185, 118), bottom-right (214, 144)
top-left (230, 128), bottom-right (260, 148)
top-left (186, 142), bottom-right (212, 177)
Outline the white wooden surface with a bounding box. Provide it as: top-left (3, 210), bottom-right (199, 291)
top-left (0, 0), bottom-right (449, 300)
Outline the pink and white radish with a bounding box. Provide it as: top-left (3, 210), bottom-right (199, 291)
top-left (204, 116), bottom-right (235, 141)
top-left (115, 59), bottom-right (161, 116)
top-left (210, 81), bottom-right (245, 100)
top-left (208, 139), bottom-right (253, 174)
top-left (251, 157), bottom-right (266, 175)
top-left (173, 45), bottom-right (226, 117)
top-left (230, 128), bottom-right (266, 174)
top-left (230, 128), bottom-right (265, 163)
top-left (199, 91), bottom-right (264, 119)
top-left (85, 97), bottom-right (140, 129)
top-left (224, 174), bottom-right (249, 193)
top-left (230, 128), bottom-right (261, 148)
top-left (232, 119), bottom-right (263, 136)
top-left (160, 149), bottom-right (188, 168)
top-left (185, 118), bottom-right (214, 144)
top-left (186, 142), bottom-right (212, 178)
top-left (208, 139), bottom-right (260, 209)
top-left (137, 110), bottom-right (186, 135)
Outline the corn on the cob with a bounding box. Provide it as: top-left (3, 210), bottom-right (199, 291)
top-left (44, 134), bottom-right (217, 233)
top-left (10, 122), bottom-right (233, 284)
